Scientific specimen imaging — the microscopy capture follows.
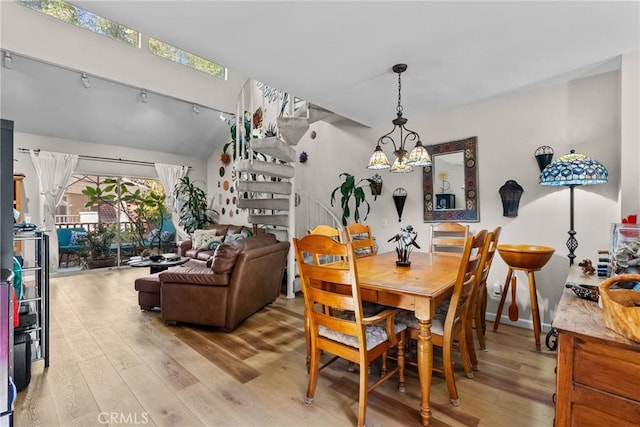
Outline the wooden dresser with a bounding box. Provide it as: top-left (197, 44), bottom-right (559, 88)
top-left (553, 268), bottom-right (640, 426)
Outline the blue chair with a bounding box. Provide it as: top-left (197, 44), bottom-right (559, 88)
top-left (57, 227), bottom-right (87, 266)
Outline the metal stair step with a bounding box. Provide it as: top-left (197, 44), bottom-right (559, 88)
top-left (277, 117), bottom-right (309, 146)
top-left (236, 180), bottom-right (292, 195)
top-left (236, 159), bottom-right (294, 179)
top-left (237, 198), bottom-right (290, 211)
top-left (294, 103), bottom-right (334, 124)
top-left (248, 214), bottom-right (289, 227)
top-left (250, 137), bottom-right (297, 162)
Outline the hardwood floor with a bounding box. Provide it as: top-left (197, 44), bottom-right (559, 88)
top-left (15, 267), bottom-right (557, 426)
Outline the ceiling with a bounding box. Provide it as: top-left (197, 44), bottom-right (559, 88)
top-left (2, 1), bottom-right (638, 159)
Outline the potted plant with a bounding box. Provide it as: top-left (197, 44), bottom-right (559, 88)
top-left (78, 224), bottom-right (116, 269)
top-left (174, 176), bottom-right (218, 235)
top-left (330, 173), bottom-right (378, 226)
top-left (81, 177), bottom-right (167, 253)
top-left (369, 173), bottom-right (383, 196)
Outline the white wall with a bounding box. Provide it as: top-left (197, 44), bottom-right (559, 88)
top-left (13, 133), bottom-right (208, 227)
top-left (288, 69), bottom-right (623, 330)
top-left (620, 50), bottom-right (640, 218)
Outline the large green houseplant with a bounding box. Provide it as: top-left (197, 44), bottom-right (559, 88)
top-left (330, 173), bottom-right (378, 226)
top-left (174, 176), bottom-right (218, 235)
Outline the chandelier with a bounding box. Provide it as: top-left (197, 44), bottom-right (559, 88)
top-left (367, 64), bottom-right (431, 173)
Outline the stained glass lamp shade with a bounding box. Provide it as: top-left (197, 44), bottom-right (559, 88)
top-left (539, 150), bottom-right (608, 265)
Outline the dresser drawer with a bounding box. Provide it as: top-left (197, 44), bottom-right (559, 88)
top-left (573, 336), bottom-right (640, 402)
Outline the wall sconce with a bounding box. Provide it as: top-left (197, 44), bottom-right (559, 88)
top-left (80, 72), bottom-right (91, 88)
top-left (534, 146), bottom-right (554, 172)
top-left (392, 188), bottom-right (407, 222)
top-left (2, 51), bottom-right (13, 69)
top-left (499, 180), bottom-right (524, 217)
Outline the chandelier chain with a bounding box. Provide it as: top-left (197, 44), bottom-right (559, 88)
top-left (397, 71), bottom-right (403, 115)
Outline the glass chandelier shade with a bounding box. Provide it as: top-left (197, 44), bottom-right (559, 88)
top-left (367, 64), bottom-right (432, 172)
top-left (367, 145), bottom-right (391, 170)
top-left (539, 150), bottom-right (608, 186)
top-left (389, 156), bottom-right (414, 173)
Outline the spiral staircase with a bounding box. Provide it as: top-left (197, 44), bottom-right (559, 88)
top-left (232, 80), bottom-right (337, 297)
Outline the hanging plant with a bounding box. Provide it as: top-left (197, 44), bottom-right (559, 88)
top-left (330, 173), bottom-right (378, 226)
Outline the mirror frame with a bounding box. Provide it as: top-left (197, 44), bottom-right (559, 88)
top-left (423, 136), bottom-right (479, 222)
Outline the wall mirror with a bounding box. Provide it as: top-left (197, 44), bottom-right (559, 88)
top-left (423, 136), bottom-right (479, 222)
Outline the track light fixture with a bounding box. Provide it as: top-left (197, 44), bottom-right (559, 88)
top-left (80, 73), bottom-right (91, 88)
top-left (192, 104), bottom-right (200, 114)
top-left (140, 89), bottom-right (148, 103)
top-left (2, 52), bottom-right (13, 69)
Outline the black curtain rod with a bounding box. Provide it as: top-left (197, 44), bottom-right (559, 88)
top-left (17, 148), bottom-right (191, 168)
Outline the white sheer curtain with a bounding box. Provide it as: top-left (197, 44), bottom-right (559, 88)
top-left (30, 150), bottom-right (79, 272)
top-left (154, 163), bottom-right (189, 241)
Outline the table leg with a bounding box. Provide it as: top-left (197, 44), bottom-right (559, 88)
top-left (527, 270), bottom-right (542, 350)
top-left (417, 317), bottom-right (433, 426)
top-left (493, 268), bottom-right (514, 331)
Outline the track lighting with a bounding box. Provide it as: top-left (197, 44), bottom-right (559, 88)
top-left (80, 73), bottom-right (91, 88)
top-left (140, 89), bottom-right (148, 103)
top-left (2, 52), bottom-right (13, 69)
top-left (192, 104), bottom-right (200, 114)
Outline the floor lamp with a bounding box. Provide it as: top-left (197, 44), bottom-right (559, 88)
top-left (540, 150), bottom-right (608, 265)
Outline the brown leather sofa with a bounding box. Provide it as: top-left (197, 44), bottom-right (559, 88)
top-left (156, 232), bottom-right (289, 331)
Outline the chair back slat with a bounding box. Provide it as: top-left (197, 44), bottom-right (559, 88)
top-left (431, 222), bottom-right (470, 253)
top-left (346, 223), bottom-right (376, 257)
top-left (307, 225), bottom-right (344, 264)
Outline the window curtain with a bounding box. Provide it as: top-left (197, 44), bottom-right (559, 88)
top-left (154, 163), bottom-right (189, 241)
top-left (30, 150), bottom-right (79, 272)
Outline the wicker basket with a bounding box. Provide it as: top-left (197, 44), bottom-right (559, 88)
top-left (599, 274), bottom-right (640, 343)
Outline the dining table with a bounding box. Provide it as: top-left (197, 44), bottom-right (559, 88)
top-left (355, 250), bottom-right (462, 426)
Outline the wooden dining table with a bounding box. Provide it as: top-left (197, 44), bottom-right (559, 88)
top-left (355, 251), bottom-right (462, 426)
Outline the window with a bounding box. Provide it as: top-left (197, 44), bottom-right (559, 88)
top-left (17, 0), bottom-right (139, 47)
top-left (148, 37), bottom-right (226, 79)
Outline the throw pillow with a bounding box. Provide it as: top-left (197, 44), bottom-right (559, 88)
top-left (226, 233), bottom-right (246, 241)
top-left (69, 230), bottom-right (86, 246)
top-left (201, 234), bottom-right (224, 250)
top-left (192, 229), bottom-right (220, 250)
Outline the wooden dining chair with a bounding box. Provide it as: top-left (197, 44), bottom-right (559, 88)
top-left (308, 225), bottom-right (344, 264)
top-left (471, 226), bottom-right (502, 354)
top-left (345, 223), bottom-right (376, 258)
top-left (397, 229), bottom-right (487, 406)
top-left (430, 222), bottom-right (470, 253)
top-left (293, 234), bottom-right (406, 427)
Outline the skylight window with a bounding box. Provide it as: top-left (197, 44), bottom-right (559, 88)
top-left (17, 0), bottom-right (139, 47)
top-left (148, 37), bottom-right (226, 80)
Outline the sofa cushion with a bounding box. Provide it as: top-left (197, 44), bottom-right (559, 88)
top-left (211, 233), bottom-right (278, 274)
top-left (134, 274), bottom-right (161, 293)
top-left (207, 224), bottom-right (231, 235)
top-left (196, 249), bottom-right (216, 261)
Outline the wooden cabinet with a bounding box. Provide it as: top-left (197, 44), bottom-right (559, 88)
top-left (13, 174), bottom-right (24, 254)
top-left (553, 268), bottom-right (640, 426)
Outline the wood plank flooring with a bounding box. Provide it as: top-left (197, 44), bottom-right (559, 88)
top-left (15, 267), bottom-right (558, 426)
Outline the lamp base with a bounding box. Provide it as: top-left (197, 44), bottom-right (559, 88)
top-left (396, 260), bottom-right (411, 267)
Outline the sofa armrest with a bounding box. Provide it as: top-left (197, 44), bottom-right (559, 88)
top-left (176, 239), bottom-right (193, 256)
top-left (159, 267), bottom-right (229, 286)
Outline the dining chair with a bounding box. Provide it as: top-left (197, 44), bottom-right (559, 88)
top-left (293, 234), bottom-right (406, 427)
top-left (345, 223), bottom-right (376, 257)
top-left (397, 229), bottom-right (487, 406)
top-left (471, 226), bottom-right (502, 354)
top-left (430, 222), bottom-right (470, 253)
top-left (308, 225), bottom-right (344, 264)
